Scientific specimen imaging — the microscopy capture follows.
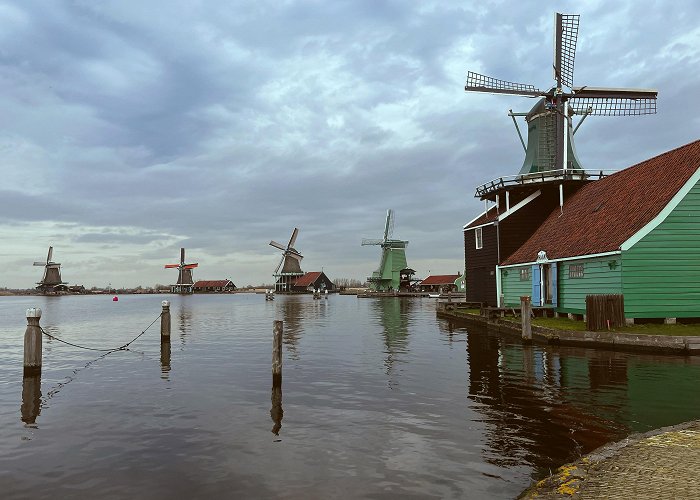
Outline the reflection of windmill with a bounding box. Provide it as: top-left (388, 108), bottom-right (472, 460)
top-left (464, 12), bottom-right (657, 201)
top-left (362, 210), bottom-right (412, 292)
top-left (33, 246), bottom-right (67, 293)
top-left (164, 248), bottom-right (198, 294)
top-left (269, 228), bottom-right (304, 293)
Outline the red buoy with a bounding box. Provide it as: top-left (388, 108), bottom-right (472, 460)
top-left (112, 296), bottom-right (119, 301)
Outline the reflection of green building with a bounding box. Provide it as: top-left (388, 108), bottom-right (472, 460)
top-left (466, 325), bottom-right (700, 474)
top-left (371, 298), bottom-right (413, 373)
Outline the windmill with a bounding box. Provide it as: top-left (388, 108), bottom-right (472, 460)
top-left (269, 228), bottom-right (304, 293)
top-left (362, 210), bottom-right (413, 292)
top-left (164, 248), bottom-right (198, 294)
top-left (33, 246), bottom-right (67, 293)
top-left (464, 12), bottom-right (658, 203)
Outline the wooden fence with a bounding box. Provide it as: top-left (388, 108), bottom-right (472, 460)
top-left (586, 294), bottom-right (625, 331)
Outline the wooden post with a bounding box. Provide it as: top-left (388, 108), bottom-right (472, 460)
top-left (23, 308), bottom-right (42, 376)
top-left (272, 320), bottom-right (283, 385)
top-left (520, 296), bottom-right (532, 343)
top-left (161, 300), bottom-right (171, 341)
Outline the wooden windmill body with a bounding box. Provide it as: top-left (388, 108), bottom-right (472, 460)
top-left (164, 248), bottom-right (198, 294)
top-left (270, 228), bottom-right (304, 293)
top-left (33, 246), bottom-right (67, 294)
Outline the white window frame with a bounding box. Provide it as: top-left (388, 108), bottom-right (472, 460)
top-left (475, 227), bottom-right (483, 250)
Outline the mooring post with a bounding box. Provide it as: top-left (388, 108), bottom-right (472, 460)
top-left (23, 308), bottom-right (42, 376)
top-left (272, 320), bottom-right (283, 385)
top-left (161, 300), bottom-right (171, 341)
top-left (520, 296), bottom-right (532, 343)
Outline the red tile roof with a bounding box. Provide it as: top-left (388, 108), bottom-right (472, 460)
top-left (503, 140), bottom-right (700, 265)
top-left (193, 280), bottom-right (234, 288)
top-left (420, 274), bottom-right (461, 285)
top-left (293, 272), bottom-right (323, 287)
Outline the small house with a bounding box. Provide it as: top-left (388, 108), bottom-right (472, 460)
top-left (192, 279), bottom-right (236, 293)
top-left (291, 272), bottom-right (335, 293)
top-left (418, 274), bottom-right (461, 293)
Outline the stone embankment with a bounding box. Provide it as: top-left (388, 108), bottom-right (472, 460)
top-left (519, 420), bottom-right (700, 498)
top-left (436, 303), bottom-right (700, 355)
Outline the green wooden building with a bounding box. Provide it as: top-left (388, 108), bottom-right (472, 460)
top-left (497, 140), bottom-right (700, 322)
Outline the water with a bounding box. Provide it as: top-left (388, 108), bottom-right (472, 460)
top-left (1, 294), bottom-right (700, 499)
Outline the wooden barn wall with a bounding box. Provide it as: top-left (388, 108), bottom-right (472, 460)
top-left (499, 185), bottom-right (579, 261)
top-left (465, 224), bottom-right (498, 306)
top-left (557, 256), bottom-right (622, 314)
top-left (622, 179), bottom-right (700, 318)
top-left (500, 265), bottom-right (532, 306)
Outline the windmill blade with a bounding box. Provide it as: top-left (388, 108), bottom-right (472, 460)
top-left (553, 13), bottom-right (580, 88)
top-left (164, 264), bottom-right (180, 268)
top-left (287, 228), bottom-right (299, 250)
top-left (274, 255), bottom-right (284, 274)
top-left (383, 209), bottom-right (395, 241)
top-left (465, 71), bottom-right (543, 97)
top-left (47, 246), bottom-right (53, 263)
top-left (33, 261), bottom-right (46, 266)
top-left (180, 248), bottom-right (185, 265)
top-left (269, 240), bottom-right (287, 251)
top-left (361, 238), bottom-right (384, 246)
top-left (570, 87), bottom-right (658, 115)
top-left (184, 264), bottom-right (198, 269)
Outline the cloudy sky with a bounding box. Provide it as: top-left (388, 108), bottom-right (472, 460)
top-left (1, 0), bottom-right (699, 289)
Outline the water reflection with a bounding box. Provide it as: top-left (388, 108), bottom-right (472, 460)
top-left (178, 301), bottom-right (192, 345)
top-left (371, 298), bottom-right (413, 379)
top-left (278, 296), bottom-right (303, 357)
top-left (160, 341), bottom-right (171, 379)
top-left (270, 381), bottom-right (283, 437)
top-left (21, 375), bottom-right (41, 426)
top-left (466, 330), bottom-right (624, 474)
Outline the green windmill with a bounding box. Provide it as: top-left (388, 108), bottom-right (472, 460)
top-left (362, 210), bottom-right (413, 292)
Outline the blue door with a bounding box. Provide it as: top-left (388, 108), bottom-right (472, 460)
top-left (531, 265), bottom-right (541, 306)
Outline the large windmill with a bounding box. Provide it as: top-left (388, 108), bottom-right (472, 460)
top-left (164, 248), bottom-right (198, 294)
top-left (465, 12), bottom-right (658, 203)
top-left (33, 246), bottom-right (67, 293)
top-left (269, 228), bottom-right (304, 293)
top-left (362, 210), bottom-right (413, 292)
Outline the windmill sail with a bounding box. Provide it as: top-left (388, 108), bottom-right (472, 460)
top-left (270, 228), bottom-right (304, 292)
top-left (464, 12), bottom-right (657, 193)
top-left (34, 246), bottom-right (66, 293)
top-left (362, 210), bottom-right (410, 292)
top-left (164, 247), bottom-right (198, 293)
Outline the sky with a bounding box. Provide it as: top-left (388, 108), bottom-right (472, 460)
top-left (1, 0), bottom-right (699, 289)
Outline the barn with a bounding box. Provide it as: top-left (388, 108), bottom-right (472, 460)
top-left (496, 140), bottom-right (700, 322)
top-left (193, 280), bottom-right (236, 293)
top-left (291, 272), bottom-right (336, 293)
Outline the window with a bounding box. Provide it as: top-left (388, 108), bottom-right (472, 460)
top-left (569, 263), bottom-right (584, 278)
top-left (475, 227), bottom-right (483, 249)
top-left (519, 268), bottom-right (530, 281)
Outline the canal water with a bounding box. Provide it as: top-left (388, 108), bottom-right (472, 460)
top-left (1, 294), bottom-right (700, 499)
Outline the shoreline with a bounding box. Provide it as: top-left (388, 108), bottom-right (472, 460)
top-left (436, 303), bottom-right (700, 356)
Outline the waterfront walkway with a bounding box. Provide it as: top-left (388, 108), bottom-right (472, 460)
top-left (521, 420), bottom-right (700, 498)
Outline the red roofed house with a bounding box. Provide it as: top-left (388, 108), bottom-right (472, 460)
top-left (418, 274), bottom-right (461, 293)
top-left (467, 140), bottom-right (700, 322)
top-left (291, 271), bottom-right (335, 293)
top-left (193, 279), bottom-right (236, 293)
